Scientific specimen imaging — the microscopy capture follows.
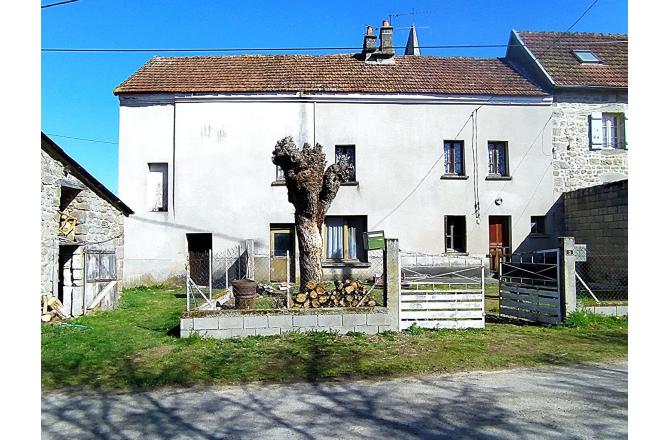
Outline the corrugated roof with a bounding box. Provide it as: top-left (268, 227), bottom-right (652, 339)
top-left (114, 54), bottom-right (547, 96)
top-left (516, 31), bottom-right (627, 88)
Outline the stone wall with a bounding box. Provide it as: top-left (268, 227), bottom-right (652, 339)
top-left (41, 149), bottom-right (126, 313)
top-left (182, 308), bottom-right (395, 339)
top-left (552, 90), bottom-right (628, 193)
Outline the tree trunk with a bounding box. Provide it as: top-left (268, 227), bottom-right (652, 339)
top-left (295, 214), bottom-right (323, 291)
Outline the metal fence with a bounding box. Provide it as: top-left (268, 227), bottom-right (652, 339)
top-left (575, 250), bottom-right (628, 304)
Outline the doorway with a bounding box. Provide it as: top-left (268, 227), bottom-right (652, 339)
top-left (270, 224), bottom-right (295, 282)
top-left (488, 216), bottom-right (511, 272)
top-left (186, 233), bottom-right (212, 286)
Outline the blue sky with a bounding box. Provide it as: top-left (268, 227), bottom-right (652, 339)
top-left (41, 0), bottom-right (628, 194)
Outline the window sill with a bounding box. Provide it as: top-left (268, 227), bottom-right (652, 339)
top-left (445, 251), bottom-right (469, 256)
top-left (485, 175), bottom-right (512, 181)
top-left (322, 261), bottom-right (371, 268)
top-left (599, 147), bottom-right (627, 155)
top-left (440, 174), bottom-right (469, 180)
top-left (340, 181), bottom-right (359, 186)
top-left (271, 180), bottom-right (286, 186)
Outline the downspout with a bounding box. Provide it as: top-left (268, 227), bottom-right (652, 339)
top-left (172, 98), bottom-right (176, 218)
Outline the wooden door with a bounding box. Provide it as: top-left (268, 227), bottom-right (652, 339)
top-left (270, 227), bottom-right (295, 282)
top-left (489, 216), bottom-right (510, 271)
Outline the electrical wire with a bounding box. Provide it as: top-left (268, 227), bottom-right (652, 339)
top-left (42, 0), bottom-right (80, 9)
top-left (45, 133), bottom-right (118, 144)
top-left (41, 40), bottom-right (625, 53)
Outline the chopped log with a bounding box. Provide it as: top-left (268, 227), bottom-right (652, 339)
top-left (318, 295), bottom-right (328, 304)
top-left (344, 285), bottom-right (355, 294)
top-left (311, 298), bottom-right (320, 308)
top-left (368, 300), bottom-right (377, 307)
top-left (41, 313), bottom-right (53, 323)
top-left (305, 280), bottom-right (317, 290)
top-left (316, 285), bottom-right (326, 295)
top-left (295, 293), bottom-right (307, 303)
top-left (309, 291), bottom-right (318, 299)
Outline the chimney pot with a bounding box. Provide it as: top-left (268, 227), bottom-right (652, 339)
top-left (366, 26), bottom-right (373, 36)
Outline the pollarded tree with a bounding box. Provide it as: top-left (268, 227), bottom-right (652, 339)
top-left (272, 136), bottom-right (354, 291)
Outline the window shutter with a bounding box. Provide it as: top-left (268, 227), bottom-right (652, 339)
top-left (623, 112), bottom-right (628, 149)
top-left (147, 170), bottom-right (164, 211)
top-left (590, 112), bottom-right (603, 150)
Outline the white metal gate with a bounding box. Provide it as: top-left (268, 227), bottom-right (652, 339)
top-left (499, 249), bottom-right (563, 324)
top-left (399, 254), bottom-right (485, 330)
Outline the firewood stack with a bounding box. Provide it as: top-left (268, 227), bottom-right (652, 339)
top-left (292, 280), bottom-right (377, 308)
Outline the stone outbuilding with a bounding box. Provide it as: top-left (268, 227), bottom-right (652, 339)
top-left (41, 133), bottom-right (133, 318)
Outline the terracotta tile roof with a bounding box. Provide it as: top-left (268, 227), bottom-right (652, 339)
top-left (516, 31), bottom-right (627, 88)
top-left (114, 54), bottom-right (547, 96)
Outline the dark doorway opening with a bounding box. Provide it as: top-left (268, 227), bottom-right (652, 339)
top-left (186, 233), bottom-right (212, 286)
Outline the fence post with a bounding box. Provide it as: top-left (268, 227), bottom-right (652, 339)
top-left (245, 239), bottom-right (255, 280)
top-left (559, 236), bottom-right (577, 318)
top-left (383, 238), bottom-right (400, 331)
top-left (208, 251), bottom-right (213, 301)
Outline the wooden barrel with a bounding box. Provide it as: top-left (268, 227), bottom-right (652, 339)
top-left (232, 279), bottom-right (257, 309)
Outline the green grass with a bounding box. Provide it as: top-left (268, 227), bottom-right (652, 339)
top-left (41, 285), bottom-right (627, 391)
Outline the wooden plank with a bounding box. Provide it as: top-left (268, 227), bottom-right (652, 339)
top-left (401, 310), bottom-right (483, 320)
top-left (400, 319), bottom-right (485, 330)
top-left (400, 289), bottom-right (482, 294)
top-left (500, 279), bottom-right (558, 290)
top-left (500, 298), bottom-right (560, 315)
top-left (500, 306), bottom-right (561, 324)
top-left (500, 285), bottom-right (561, 298)
top-left (499, 291), bottom-right (561, 306)
top-left (86, 281), bottom-right (117, 310)
top-left (401, 301), bottom-right (482, 310)
top-left (400, 293), bottom-right (483, 301)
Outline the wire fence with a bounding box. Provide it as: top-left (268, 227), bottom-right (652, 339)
top-left (575, 250), bottom-right (628, 304)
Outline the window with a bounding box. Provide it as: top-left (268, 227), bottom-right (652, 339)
top-left (335, 145), bottom-right (356, 182)
top-left (276, 165), bottom-right (285, 182)
top-left (444, 216), bottom-right (466, 253)
top-left (443, 141), bottom-right (465, 175)
top-left (487, 142), bottom-right (508, 176)
top-left (147, 163), bottom-right (168, 212)
top-left (324, 216), bottom-right (367, 261)
top-left (602, 113), bottom-right (625, 149)
top-left (572, 50), bottom-right (601, 64)
top-left (530, 216), bottom-right (546, 235)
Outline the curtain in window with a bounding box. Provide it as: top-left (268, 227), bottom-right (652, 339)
top-left (497, 146), bottom-right (506, 175)
top-left (488, 143), bottom-right (506, 175)
top-left (453, 143), bottom-right (463, 174)
top-left (326, 218), bottom-right (344, 259)
top-left (444, 142), bottom-right (463, 174)
top-left (335, 146), bottom-right (355, 181)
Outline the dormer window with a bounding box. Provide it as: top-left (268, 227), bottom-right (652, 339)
top-left (572, 50), bottom-right (601, 64)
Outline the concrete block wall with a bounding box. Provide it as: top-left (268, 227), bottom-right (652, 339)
top-left (181, 308), bottom-right (395, 339)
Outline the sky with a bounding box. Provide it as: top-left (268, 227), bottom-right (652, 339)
top-left (41, 0), bottom-right (628, 195)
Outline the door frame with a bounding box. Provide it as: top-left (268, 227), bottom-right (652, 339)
top-left (269, 224), bottom-right (296, 282)
top-left (488, 215), bottom-right (512, 272)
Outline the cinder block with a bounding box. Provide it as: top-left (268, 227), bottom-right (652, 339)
top-left (354, 325), bottom-right (379, 335)
top-left (367, 313), bottom-right (391, 326)
top-left (180, 330), bottom-right (192, 338)
top-left (193, 317), bottom-right (219, 330)
top-left (293, 314), bottom-right (317, 327)
top-left (317, 314), bottom-right (343, 327)
top-left (244, 315), bottom-right (269, 328)
top-left (256, 327), bottom-right (281, 336)
top-left (180, 319), bottom-right (194, 331)
top-left (219, 316), bottom-right (243, 329)
top-left (616, 306), bottom-right (628, 316)
top-left (378, 325), bottom-right (393, 333)
top-left (201, 329), bottom-right (232, 339)
top-left (340, 326), bottom-right (357, 334)
top-left (342, 313), bottom-right (366, 327)
top-left (296, 327), bottom-right (318, 334)
top-left (230, 328), bottom-right (257, 337)
top-left (268, 315), bottom-right (293, 328)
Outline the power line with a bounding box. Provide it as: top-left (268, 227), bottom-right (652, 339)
top-left (371, 0), bottom-right (602, 229)
top-left (42, 0), bottom-right (80, 9)
top-left (45, 133), bottom-right (117, 145)
top-left (41, 40), bottom-right (626, 54)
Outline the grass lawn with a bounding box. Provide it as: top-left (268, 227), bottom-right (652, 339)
top-left (41, 285), bottom-right (627, 391)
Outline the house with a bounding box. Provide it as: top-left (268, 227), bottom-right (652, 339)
top-left (506, 31), bottom-right (628, 193)
top-left (115, 22), bottom-right (558, 284)
top-left (41, 133), bottom-right (133, 317)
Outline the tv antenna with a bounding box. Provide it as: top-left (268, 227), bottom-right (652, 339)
top-left (388, 8), bottom-right (432, 25)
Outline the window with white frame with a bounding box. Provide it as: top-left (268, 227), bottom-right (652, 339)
top-left (590, 112), bottom-right (627, 150)
top-left (443, 141), bottom-right (465, 175)
top-left (487, 142), bottom-right (509, 176)
top-left (276, 165), bottom-right (285, 181)
top-left (147, 163), bottom-right (168, 212)
top-left (324, 216), bottom-right (366, 261)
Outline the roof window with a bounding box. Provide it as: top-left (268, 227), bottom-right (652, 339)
top-left (572, 50), bottom-right (602, 63)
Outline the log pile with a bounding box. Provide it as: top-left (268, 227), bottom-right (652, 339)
top-left (292, 280), bottom-right (377, 309)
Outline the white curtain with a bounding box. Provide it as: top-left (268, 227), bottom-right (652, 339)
top-left (326, 218), bottom-right (344, 259)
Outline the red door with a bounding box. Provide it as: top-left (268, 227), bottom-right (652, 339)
top-left (489, 216), bottom-right (510, 271)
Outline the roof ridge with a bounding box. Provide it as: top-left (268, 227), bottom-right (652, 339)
top-left (516, 30), bottom-right (627, 38)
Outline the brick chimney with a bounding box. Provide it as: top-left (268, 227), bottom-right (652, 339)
top-left (362, 26), bottom-right (377, 54)
top-left (379, 20), bottom-right (394, 56)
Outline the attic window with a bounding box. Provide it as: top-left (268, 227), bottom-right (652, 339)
top-left (572, 50), bottom-right (601, 64)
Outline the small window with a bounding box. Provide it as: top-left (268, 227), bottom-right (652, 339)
top-left (444, 216), bottom-right (466, 253)
top-left (276, 165), bottom-right (285, 182)
top-left (602, 113), bottom-right (626, 149)
top-left (335, 145), bottom-right (356, 182)
top-left (530, 216), bottom-right (546, 235)
top-left (572, 50), bottom-right (601, 64)
top-left (488, 142), bottom-right (509, 176)
top-left (147, 163), bottom-right (168, 212)
top-left (443, 141), bottom-right (465, 176)
top-left (324, 216), bottom-right (366, 261)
